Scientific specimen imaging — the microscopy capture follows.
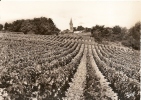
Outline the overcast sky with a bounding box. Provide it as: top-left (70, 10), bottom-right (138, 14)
top-left (0, 0), bottom-right (141, 30)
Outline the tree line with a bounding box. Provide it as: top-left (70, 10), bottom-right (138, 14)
top-left (91, 22), bottom-right (140, 50)
top-left (73, 26), bottom-right (91, 32)
top-left (0, 17), bottom-right (60, 35)
top-left (62, 26), bottom-right (91, 34)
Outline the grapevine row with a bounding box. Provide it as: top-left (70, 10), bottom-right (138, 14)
top-left (92, 45), bottom-right (140, 100)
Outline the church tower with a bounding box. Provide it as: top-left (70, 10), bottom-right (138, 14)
top-left (69, 18), bottom-right (73, 33)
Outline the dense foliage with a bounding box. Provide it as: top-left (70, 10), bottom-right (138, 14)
top-left (91, 22), bottom-right (140, 50)
top-left (122, 22), bottom-right (140, 50)
top-left (4, 17), bottom-right (60, 35)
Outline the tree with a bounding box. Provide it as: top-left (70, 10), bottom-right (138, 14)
top-left (20, 20), bottom-right (37, 34)
top-left (129, 21), bottom-right (140, 49)
top-left (0, 24), bottom-right (3, 31)
top-left (91, 25), bottom-right (104, 35)
top-left (73, 27), bottom-right (77, 31)
top-left (91, 25), bottom-right (105, 42)
top-left (122, 22), bottom-right (140, 50)
top-left (102, 27), bottom-right (112, 37)
top-left (112, 25), bottom-right (121, 34)
top-left (12, 20), bottom-right (24, 32)
top-left (129, 22), bottom-right (140, 41)
top-left (77, 26), bottom-right (84, 31)
top-left (4, 22), bottom-right (9, 30)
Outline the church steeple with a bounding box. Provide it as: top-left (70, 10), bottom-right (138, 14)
top-left (69, 18), bottom-right (73, 33)
top-left (70, 18), bottom-right (73, 25)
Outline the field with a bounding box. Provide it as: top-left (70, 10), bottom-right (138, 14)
top-left (0, 33), bottom-right (140, 100)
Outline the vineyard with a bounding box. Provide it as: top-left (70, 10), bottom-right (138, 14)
top-left (0, 33), bottom-right (140, 100)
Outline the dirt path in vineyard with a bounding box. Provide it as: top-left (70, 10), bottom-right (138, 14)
top-left (64, 43), bottom-right (118, 100)
top-left (64, 45), bottom-right (87, 100)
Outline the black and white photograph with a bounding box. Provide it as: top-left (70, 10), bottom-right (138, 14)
top-left (0, 0), bottom-right (140, 100)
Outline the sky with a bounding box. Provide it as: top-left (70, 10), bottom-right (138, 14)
top-left (0, 0), bottom-right (141, 30)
